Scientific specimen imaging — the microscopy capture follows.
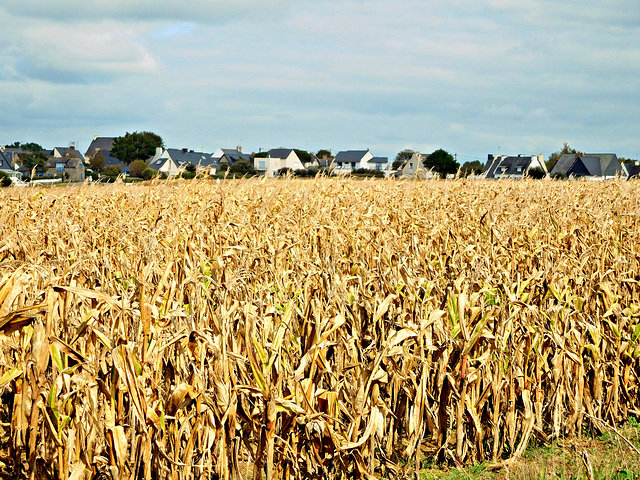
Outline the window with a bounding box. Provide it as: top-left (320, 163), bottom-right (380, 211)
top-left (56, 163), bottom-right (65, 172)
top-left (259, 161), bottom-right (266, 170)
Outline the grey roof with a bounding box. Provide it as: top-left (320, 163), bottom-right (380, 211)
top-left (149, 157), bottom-right (169, 170)
top-left (550, 154), bottom-right (577, 176)
top-left (218, 149), bottom-right (251, 164)
top-left (578, 157), bottom-right (602, 176)
top-left (85, 137), bottom-right (115, 158)
top-left (92, 149), bottom-right (122, 167)
top-left (368, 156), bottom-right (388, 164)
top-left (550, 153), bottom-right (621, 177)
top-left (484, 155), bottom-right (537, 178)
top-left (54, 147), bottom-right (83, 159)
top-left (334, 150), bottom-right (370, 164)
top-left (167, 148), bottom-right (216, 167)
top-left (624, 162), bottom-right (640, 179)
top-left (0, 151), bottom-right (13, 172)
top-left (268, 148), bottom-right (294, 159)
top-left (48, 157), bottom-right (84, 168)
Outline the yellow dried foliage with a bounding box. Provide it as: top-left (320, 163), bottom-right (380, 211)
top-left (0, 177), bottom-right (639, 479)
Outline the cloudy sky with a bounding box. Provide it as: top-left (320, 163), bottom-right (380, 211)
top-left (2, 1), bottom-right (639, 162)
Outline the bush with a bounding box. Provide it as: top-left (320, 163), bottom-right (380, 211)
top-left (142, 168), bottom-right (156, 180)
top-left (351, 168), bottom-right (385, 178)
top-left (229, 159), bottom-right (256, 176)
top-left (181, 171), bottom-right (196, 179)
top-left (0, 171), bottom-right (11, 187)
top-left (527, 167), bottom-right (547, 179)
top-left (294, 168), bottom-right (319, 178)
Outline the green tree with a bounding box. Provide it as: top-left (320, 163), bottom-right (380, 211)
top-left (316, 149), bottom-right (331, 159)
top-left (459, 160), bottom-right (484, 177)
top-left (0, 171), bottom-right (12, 187)
top-left (229, 159), bottom-right (256, 176)
top-left (294, 149), bottom-right (312, 165)
top-left (547, 142), bottom-right (577, 171)
top-left (254, 151), bottom-right (269, 158)
top-left (7, 141), bottom-right (43, 152)
top-left (392, 149), bottom-right (415, 170)
top-left (23, 151), bottom-right (48, 171)
top-left (129, 159), bottom-right (149, 178)
top-left (90, 151), bottom-right (106, 172)
top-left (111, 131), bottom-right (163, 165)
top-left (423, 149), bottom-right (459, 177)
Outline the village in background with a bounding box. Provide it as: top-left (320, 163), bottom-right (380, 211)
top-left (1, 132), bottom-right (639, 187)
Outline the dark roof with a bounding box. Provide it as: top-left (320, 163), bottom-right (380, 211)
top-left (149, 156), bottom-right (169, 170)
top-left (368, 156), bottom-right (388, 164)
top-left (334, 150), bottom-right (370, 164)
top-left (0, 151), bottom-right (13, 171)
top-left (550, 154), bottom-right (577, 176)
top-left (85, 137), bottom-right (115, 158)
top-left (49, 157), bottom-right (84, 168)
top-left (550, 153), bottom-right (621, 177)
top-left (484, 155), bottom-right (537, 178)
top-left (269, 148), bottom-right (294, 159)
top-left (577, 157), bottom-right (602, 176)
top-left (54, 147), bottom-right (83, 159)
top-left (167, 148), bottom-right (216, 167)
top-left (218, 149), bottom-right (251, 164)
top-left (624, 162), bottom-right (640, 179)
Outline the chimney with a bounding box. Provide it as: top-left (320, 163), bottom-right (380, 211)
top-left (237, 145), bottom-right (242, 152)
top-left (182, 148), bottom-right (188, 153)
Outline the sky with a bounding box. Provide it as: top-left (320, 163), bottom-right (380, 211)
top-left (1, 1), bottom-right (639, 163)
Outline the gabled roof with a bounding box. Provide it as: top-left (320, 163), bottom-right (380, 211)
top-left (551, 153), bottom-right (621, 177)
top-left (218, 149), bottom-right (251, 164)
top-left (49, 157), bottom-right (84, 168)
top-left (0, 151), bottom-right (14, 172)
top-left (550, 154), bottom-right (577, 176)
top-left (335, 150), bottom-right (370, 164)
top-left (269, 148), bottom-right (294, 159)
top-left (92, 149), bottom-right (122, 167)
top-left (149, 156), bottom-right (171, 170)
top-left (167, 148), bottom-right (216, 167)
top-left (576, 157), bottom-right (601, 176)
top-left (368, 156), bottom-right (388, 164)
top-left (85, 137), bottom-right (115, 158)
top-left (54, 147), bottom-right (83, 159)
top-left (484, 155), bottom-right (538, 178)
top-left (623, 161), bottom-right (640, 179)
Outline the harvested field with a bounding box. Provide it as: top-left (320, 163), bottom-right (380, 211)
top-left (0, 177), bottom-right (639, 479)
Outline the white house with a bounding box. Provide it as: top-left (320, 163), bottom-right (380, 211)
top-left (484, 154), bottom-right (547, 179)
top-left (254, 149), bottom-right (305, 177)
top-left (332, 150), bottom-right (374, 173)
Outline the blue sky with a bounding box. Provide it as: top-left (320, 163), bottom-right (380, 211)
top-left (1, 0), bottom-right (639, 162)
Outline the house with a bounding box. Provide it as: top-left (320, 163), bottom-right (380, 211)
top-left (212, 147), bottom-right (252, 169)
top-left (396, 152), bottom-right (434, 179)
top-left (47, 146), bottom-right (86, 181)
top-left (366, 156), bottom-right (389, 172)
top-left (0, 151), bottom-right (18, 178)
top-left (254, 149), bottom-right (305, 177)
top-left (333, 150), bottom-right (374, 173)
top-left (484, 154), bottom-right (547, 179)
top-left (148, 148), bottom-right (216, 175)
top-left (550, 153), bottom-right (623, 180)
top-left (84, 136), bottom-right (127, 174)
top-left (0, 148), bottom-right (28, 169)
top-left (622, 161), bottom-right (640, 179)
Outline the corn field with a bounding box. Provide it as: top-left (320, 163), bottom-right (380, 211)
top-left (0, 177), bottom-right (639, 479)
